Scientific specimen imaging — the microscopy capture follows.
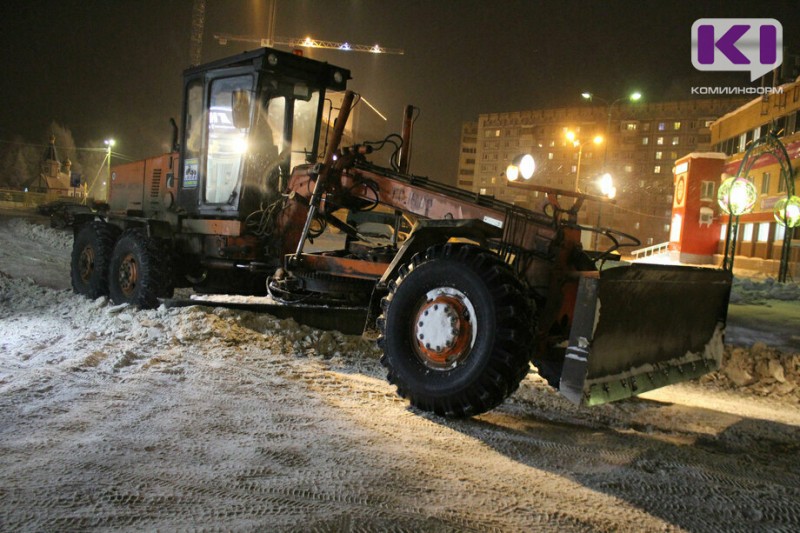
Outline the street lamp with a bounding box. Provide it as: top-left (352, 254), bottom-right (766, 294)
top-left (717, 175), bottom-right (757, 271)
top-left (581, 91), bottom-right (642, 169)
top-left (565, 131), bottom-right (603, 191)
top-left (104, 139), bottom-right (115, 201)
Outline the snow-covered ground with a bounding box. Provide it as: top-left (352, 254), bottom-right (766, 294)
top-left (1, 215), bottom-right (799, 531)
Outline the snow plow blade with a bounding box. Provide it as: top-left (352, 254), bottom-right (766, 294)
top-left (559, 264), bottom-right (732, 406)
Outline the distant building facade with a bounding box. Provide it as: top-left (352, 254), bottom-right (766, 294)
top-left (457, 98), bottom-right (747, 249)
top-left (707, 78), bottom-right (800, 276)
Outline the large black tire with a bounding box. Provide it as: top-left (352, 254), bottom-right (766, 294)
top-left (378, 243), bottom-right (533, 418)
top-left (71, 222), bottom-right (118, 298)
top-left (108, 228), bottom-right (173, 308)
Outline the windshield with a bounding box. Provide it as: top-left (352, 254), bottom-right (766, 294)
top-left (205, 74), bottom-right (253, 204)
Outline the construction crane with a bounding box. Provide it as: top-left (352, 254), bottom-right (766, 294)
top-left (213, 33), bottom-right (404, 55)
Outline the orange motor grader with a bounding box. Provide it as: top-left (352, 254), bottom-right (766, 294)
top-left (71, 47), bottom-right (732, 417)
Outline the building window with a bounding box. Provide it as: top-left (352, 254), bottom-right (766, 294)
top-left (761, 172), bottom-right (771, 194)
top-left (671, 136), bottom-right (680, 146)
top-left (656, 136), bottom-right (664, 145)
top-left (670, 151), bottom-right (678, 159)
top-left (757, 223), bottom-right (770, 242)
top-left (570, 165), bottom-right (577, 173)
top-left (658, 122), bottom-right (666, 131)
top-left (720, 224), bottom-right (727, 240)
top-left (642, 136), bottom-right (649, 145)
top-left (742, 223), bottom-right (754, 242)
top-left (548, 152), bottom-right (554, 160)
top-left (775, 224), bottom-right (785, 240)
top-left (778, 174), bottom-right (787, 193)
top-left (484, 129), bottom-right (501, 138)
top-left (642, 122), bottom-right (651, 132)
top-left (626, 122), bottom-right (637, 131)
top-left (465, 158), bottom-right (475, 164)
top-left (654, 165), bottom-right (662, 173)
top-left (704, 120), bottom-right (714, 128)
top-left (663, 224), bottom-right (671, 232)
top-left (673, 121), bottom-right (681, 130)
top-left (655, 151), bottom-right (663, 160)
top-left (700, 181), bottom-right (715, 200)
top-left (624, 165), bottom-right (633, 173)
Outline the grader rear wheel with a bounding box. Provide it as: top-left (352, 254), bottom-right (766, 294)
top-left (378, 243), bottom-right (533, 418)
top-left (108, 229), bottom-right (172, 308)
top-left (71, 222), bottom-right (118, 299)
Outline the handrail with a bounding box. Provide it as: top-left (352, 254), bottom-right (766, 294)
top-left (631, 241), bottom-right (669, 259)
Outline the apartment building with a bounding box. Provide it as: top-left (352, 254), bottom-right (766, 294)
top-left (457, 97), bottom-right (747, 249)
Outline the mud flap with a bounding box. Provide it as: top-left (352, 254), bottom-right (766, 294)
top-left (559, 264), bottom-right (732, 406)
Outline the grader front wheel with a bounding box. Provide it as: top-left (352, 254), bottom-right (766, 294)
top-left (378, 243), bottom-right (533, 418)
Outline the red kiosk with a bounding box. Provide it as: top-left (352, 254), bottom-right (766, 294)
top-left (669, 153), bottom-right (727, 264)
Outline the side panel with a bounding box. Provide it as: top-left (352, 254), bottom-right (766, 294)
top-left (108, 160), bottom-right (145, 213)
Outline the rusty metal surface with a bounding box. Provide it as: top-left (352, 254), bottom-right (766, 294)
top-left (182, 218), bottom-right (243, 236)
top-left (297, 253), bottom-right (389, 279)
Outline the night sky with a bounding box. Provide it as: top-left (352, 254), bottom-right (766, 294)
top-left (1, 0), bottom-right (798, 184)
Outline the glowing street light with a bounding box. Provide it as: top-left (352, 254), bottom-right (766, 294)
top-left (717, 176), bottom-right (757, 216)
top-left (774, 195), bottom-right (800, 228)
top-left (565, 131), bottom-right (603, 191)
top-left (104, 139), bottom-right (115, 200)
top-left (506, 153), bottom-right (536, 182)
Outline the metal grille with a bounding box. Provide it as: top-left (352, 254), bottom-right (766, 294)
top-left (150, 169), bottom-right (162, 198)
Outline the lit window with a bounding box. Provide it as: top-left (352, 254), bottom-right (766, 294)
top-left (778, 175), bottom-right (787, 193)
top-left (742, 223), bottom-right (754, 242)
top-left (757, 223), bottom-right (770, 242)
top-left (654, 165), bottom-right (661, 173)
top-left (663, 224), bottom-right (671, 232)
top-left (658, 122), bottom-right (666, 131)
top-left (672, 136), bottom-right (680, 145)
top-left (656, 136), bottom-right (664, 145)
top-left (673, 121), bottom-right (681, 130)
top-left (761, 172), bottom-right (770, 194)
top-left (720, 224), bottom-right (727, 240)
top-left (775, 224), bottom-right (785, 240)
top-left (625, 165), bottom-right (633, 173)
top-left (670, 151), bottom-right (678, 159)
top-left (642, 137), bottom-right (649, 145)
top-left (626, 122), bottom-right (637, 131)
top-left (655, 151), bottom-right (663, 160)
top-left (548, 152), bottom-right (554, 160)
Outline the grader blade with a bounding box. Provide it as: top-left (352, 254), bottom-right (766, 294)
top-left (559, 264), bottom-right (733, 406)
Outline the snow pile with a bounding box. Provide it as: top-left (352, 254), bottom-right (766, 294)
top-left (730, 276), bottom-right (800, 304)
top-left (701, 343), bottom-right (800, 401)
top-left (6, 217), bottom-right (72, 251)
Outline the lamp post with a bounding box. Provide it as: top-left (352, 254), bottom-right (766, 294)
top-left (581, 91), bottom-right (642, 169)
top-left (104, 139), bottom-right (115, 201)
top-left (565, 131), bottom-right (603, 192)
top-left (593, 172), bottom-right (617, 249)
top-left (718, 176), bottom-right (757, 271)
